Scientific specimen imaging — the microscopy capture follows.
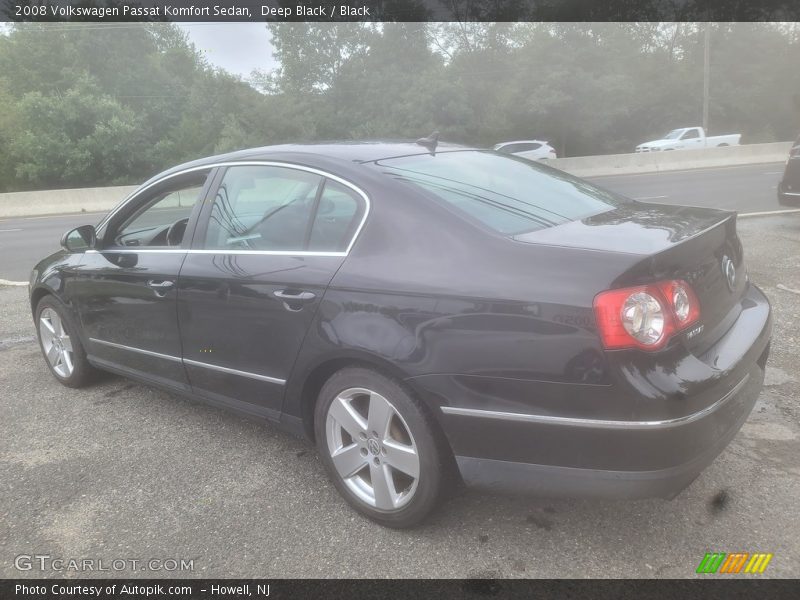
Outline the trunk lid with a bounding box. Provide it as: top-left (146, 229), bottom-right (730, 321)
top-left (514, 202), bottom-right (747, 351)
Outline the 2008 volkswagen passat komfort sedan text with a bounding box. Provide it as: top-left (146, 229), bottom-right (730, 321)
top-left (30, 141), bottom-right (772, 527)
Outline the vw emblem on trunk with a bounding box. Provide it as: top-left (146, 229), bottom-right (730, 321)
top-left (722, 255), bottom-right (736, 291)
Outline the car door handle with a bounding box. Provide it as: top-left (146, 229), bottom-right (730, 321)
top-left (147, 280), bottom-right (175, 289)
top-left (146, 280), bottom-right (174, 297)
top-left (273, 289), bottom-right (316, 311)
top-left (273, 289), bottom-right (316, 302)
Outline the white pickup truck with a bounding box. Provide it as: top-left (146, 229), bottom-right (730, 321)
top-left (635, 127), bottom-right (741, 152)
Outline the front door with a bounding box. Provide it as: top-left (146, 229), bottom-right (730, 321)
top-left (177, 164), bottom-right (367, 417)
top-left (74, 169), bottom-right (215, 391)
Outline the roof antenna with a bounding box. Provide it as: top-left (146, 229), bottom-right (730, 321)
top-left (416, 131), bottom-right (439, 154)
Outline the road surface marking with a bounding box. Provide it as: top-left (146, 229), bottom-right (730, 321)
top-left (739, 208), bottom-right (800, 218)
top-left (763, 171), bottom-right (783, 175)
top-left (0, 228), bottom-right (23, 232)
top-left (777, 284), bottom-right (800, 296)
top-left (0, 279), bottom-right (27, 286)
top-left (634, 195), bottom-right (668, 201)
top-left (0, 211), bottom-right (108, 222)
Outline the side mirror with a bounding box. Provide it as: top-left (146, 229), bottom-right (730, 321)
top-left (61, 225), bottom-right (97, 252)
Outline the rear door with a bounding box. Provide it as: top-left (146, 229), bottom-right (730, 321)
top-left (177, 163), bottom-right (368, 417)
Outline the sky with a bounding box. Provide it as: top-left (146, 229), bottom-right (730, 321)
top-left (0, 22), bottom-right (278, 80)
top-left (177, 23), bottom-right (277, 80)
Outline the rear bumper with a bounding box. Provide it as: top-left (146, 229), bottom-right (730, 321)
top-left (430, 284), bottom-right (772, 499)
top-left (454, 364), bottom-right (764, 498)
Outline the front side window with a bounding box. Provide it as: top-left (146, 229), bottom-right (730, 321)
top-left (682, 129), bottom-right (700, 140)
top-left (203, 165), bottom-right (365, 253)
top-left (376, 151), bottom-right (626, 235)
top-left (113, 172), bottom-right (209, 247)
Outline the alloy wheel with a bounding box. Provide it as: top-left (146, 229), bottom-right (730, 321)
top-left (38, 307), bottom-right (75, 378)
top-left (325, 387), bottom-right (420, 511)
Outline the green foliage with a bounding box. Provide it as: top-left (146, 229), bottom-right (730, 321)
top-left (1, 21), bottom-right (799, 192)
top-left (9, 76), bottom-right (146, 187)
top-left (0, 22), bottom-right (266, 191)
top-left (263, 22), bottom-right (800, 157)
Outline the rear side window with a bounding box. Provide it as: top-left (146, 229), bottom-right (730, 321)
top-left (204, 166), bottom-right (321, 251)
top-left (202, 165), bottom-right (365, 253)
top-left (496, 143), bottom-right (540, 154)
top-left (308, 180), bottom-right (362, 252)
top-left (376, 151), bottom-right (625, 235)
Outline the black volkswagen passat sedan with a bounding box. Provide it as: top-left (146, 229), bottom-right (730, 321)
top-left (778, 135), bottom-right (800, 206)
top-left (30, 141), bottom-right (772, 527)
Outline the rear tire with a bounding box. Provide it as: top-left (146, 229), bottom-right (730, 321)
top-left (314, 367), bottom-right (446, 528)
top-left (35, 295), bottom-right (97, 388)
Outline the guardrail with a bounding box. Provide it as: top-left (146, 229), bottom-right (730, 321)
top-left (0, 142), bottom-right (793, 218)
top-left (550, 141), bottom-right (792, 178)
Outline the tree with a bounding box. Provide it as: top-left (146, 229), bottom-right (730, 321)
top-left (8, 75), bottom-right (148, 188)
top-left (0, 21), bottom-right (269, 190)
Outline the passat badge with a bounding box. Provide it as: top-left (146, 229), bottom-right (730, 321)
top-left (685, 323), bottom-right (704, 340)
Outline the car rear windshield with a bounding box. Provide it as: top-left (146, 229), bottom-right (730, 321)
top-left (375, 150), bottom-right (626, 235)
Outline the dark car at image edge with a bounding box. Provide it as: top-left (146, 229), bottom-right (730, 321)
top-left (778, 134), bottom-right (800, 207)
top-left (29, 140), bottom-right (772, 527)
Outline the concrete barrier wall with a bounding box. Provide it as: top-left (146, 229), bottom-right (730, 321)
top-left (0, 142), bottom-right (793, 217)
top-left (550, 141), bottom-right (792, 178)
top-left (0, 185), bottom-right (138, 218)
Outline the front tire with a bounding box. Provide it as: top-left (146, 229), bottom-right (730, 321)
top-left (314, 367), bottom-right (446, 528)
top-left (35, 295), bottom-right (97, 388)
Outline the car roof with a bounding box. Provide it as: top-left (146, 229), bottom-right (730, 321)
top-left (494, 140), bottom-right (549, 146)
top-left (154, 140), bottom-right (476, 178)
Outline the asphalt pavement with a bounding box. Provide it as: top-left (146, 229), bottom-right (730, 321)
top-left (0, 211), bottom-right (109, 283)
top-left (1, 210), bottom-right (799, 578)
top-left (0, 162), bottom-right (788, 282)
top-left (591, 161), bottom-right (786, 212)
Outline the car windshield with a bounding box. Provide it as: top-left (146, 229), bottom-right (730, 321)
top-left (664, 129), bottom-right (684, 139)
top-left (375, 150), bottom-right (626, 235)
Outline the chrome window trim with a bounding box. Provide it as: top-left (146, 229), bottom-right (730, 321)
top-left (87, 249), bottom-right (346, 257)
top-left (89, 338), bottom-right (285, 385)
top-left (96, 160), bottom-right (371, 257)
top-left (441, 373), bottom-right (750, 430)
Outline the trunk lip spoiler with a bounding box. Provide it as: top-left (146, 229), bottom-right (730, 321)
top-left (511, 208), bottom-right (736, 257)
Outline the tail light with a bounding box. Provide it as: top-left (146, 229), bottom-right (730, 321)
top-left (593, 280), bottom-right (700, 351)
